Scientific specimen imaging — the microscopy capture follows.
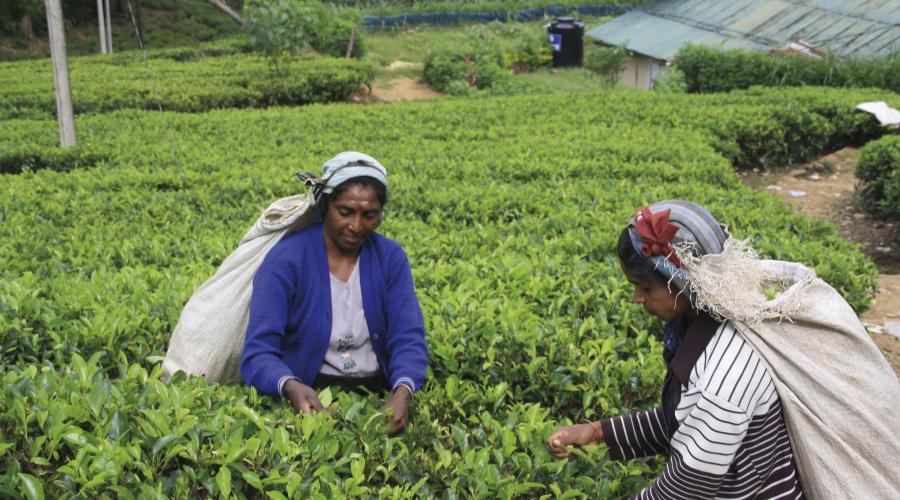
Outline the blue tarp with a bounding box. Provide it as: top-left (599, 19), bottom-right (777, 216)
top-left (362, 5), bottom-right (631, 30)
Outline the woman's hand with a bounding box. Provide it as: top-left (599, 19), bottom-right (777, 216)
top-left (283, 379), bottom-right (326, 415)
top-left (546, 422), bottom-right (603, 459)
top-left (381, 386), bottom-right (412, 434)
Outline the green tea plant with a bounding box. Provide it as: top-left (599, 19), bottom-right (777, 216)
top-left (856, 134), bottom-right (900, 219)
top-left (0, 51), bottom-right (375, 119)
top-left (675, 44), bottom-right (900, 93)
top-left (0, 86), bottom-right (894, 496)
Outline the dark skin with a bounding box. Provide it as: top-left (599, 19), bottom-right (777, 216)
top-left (546, 260), bottom-right (696, 458)
top-left (283, 184), bottom-right (412, 434)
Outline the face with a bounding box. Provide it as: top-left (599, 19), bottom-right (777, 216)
top-left (621, 262), bottom-right (692, 321)
top-left (323, 183), bottom-right (383, 254)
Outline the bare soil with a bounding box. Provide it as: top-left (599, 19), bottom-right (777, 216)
top-left (370, 75), bottom-right (441, 103)
top-left (743, 147), bottom-right (900, 376)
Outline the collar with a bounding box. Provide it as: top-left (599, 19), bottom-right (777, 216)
top-left (668, 312), bottom-right (720, 387)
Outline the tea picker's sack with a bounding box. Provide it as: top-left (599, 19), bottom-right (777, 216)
top-left (162, 192), bottom-right (315, 383)
top-left (679, 242), bottom-right (900, 499)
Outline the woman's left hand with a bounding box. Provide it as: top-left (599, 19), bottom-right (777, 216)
top-left (381, 386), bottom-right (412, 434)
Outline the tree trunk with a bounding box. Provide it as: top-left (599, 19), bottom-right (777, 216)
top-left (133, 0), bottom-right (144, 46)
top-left (19, 14), bottom-right (34, 40)
top-left (207, 0), bottom-right (244, 26)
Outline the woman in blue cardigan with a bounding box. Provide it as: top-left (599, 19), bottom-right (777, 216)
top-left (241, 152), bottom-right (428, 434)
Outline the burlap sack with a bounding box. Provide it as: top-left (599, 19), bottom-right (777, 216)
top-left (162, 192), bottom-right (315, 383)
top-left (708, 259), bottom-right (900, 499)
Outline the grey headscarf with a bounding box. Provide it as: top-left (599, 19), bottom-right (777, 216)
top-left (627, 200), bottom-right (729, 296)
top-left (296, 152), bottom-right (388, 204)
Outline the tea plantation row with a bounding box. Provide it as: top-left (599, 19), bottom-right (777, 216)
top-left (0, 87), bottom-right (896, 497)
top-left (0, 52), bottom-right (375, 120)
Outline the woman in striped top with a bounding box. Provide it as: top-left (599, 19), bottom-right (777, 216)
top-left (547, 201), bottom-right (803, 499)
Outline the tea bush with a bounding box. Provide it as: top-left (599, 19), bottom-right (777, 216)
top-left (423, 22), bottom-right (549, 95)
top-left (0, 87), bottom-right (894, 496)
top-left (675, 44), bottom-right (900, 94)
top-left (245, 0), bottom-right (367, 60)
top-left (0, 52), bottom-right (375, 119)
top-left (856, 134), bottom-right (900, 219)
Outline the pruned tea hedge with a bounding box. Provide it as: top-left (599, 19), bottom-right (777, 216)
top-left (0, 85), bottom-right (895, 497)
top-left (0, 52), bottom-right (375, 120)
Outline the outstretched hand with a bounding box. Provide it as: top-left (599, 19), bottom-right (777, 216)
top-left (283, 379), bottom-right (326, 415)
top-left (546, 422), bottom-right (603, 459)
top-left (381, 386), bottom-right (412, 435)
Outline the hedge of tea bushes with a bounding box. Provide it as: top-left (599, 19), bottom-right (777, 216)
top-left (0, 52), bottom-right (375, 120)
top-left (0, 87), bottom-right (893, 497)
top-left (856, 134), bottom-right (900, 219)
top-left (675, 44), bottom-right (900, 94)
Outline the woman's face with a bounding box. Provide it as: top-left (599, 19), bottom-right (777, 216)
top-left (621, 263), bottom-right (692, 321)
top-left (323, 183), bottom-right (383, 254)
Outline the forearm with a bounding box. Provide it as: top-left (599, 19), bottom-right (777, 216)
top-left (600, 407), bottom-right (670, 461)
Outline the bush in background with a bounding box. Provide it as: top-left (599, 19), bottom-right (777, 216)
top-left (423, 22), bottom-right (548, 95)
top-left (584, 44), bottom-right (626, 88)
top-left (675, 44), bottom-right (900, 93)
top-left (856, 134), bottom-right (900, 219)
top-left (244, 0), bottom-right (365, 63)
top-left (652, 66), bottom-right (686, 93)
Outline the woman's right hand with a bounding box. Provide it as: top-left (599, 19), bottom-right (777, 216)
top-left (546, 422), bottom-right (603, 459)
top-left (283, 379), bottom-right (326, 415)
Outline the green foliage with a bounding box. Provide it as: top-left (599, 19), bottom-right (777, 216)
top-left (584, 44), bottom-right (626, 87)
top-left (423, 22), bottom-right (548, 94)
top-left (1, 0), bottom-right (243, 57)
top-left (0, 51), bottom-right (375, 119)
top-left (856, 134), bottom-right (900, 219)
top-left (0, 83), bottom-right (893, 495)
top-left (675, 44), bottom-right (900, 94)
top-left (244, 0), bottom-right (366, 62)
top-left (651, 67), bottom-right (686, 93)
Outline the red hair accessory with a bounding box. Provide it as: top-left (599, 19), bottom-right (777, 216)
top-left (634, 207), bottom-right (683, 267)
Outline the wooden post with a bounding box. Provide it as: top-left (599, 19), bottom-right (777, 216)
top-left (104, 0), bottom-right (113, 53)
top-left (45, 0), bottom-right (77, 147)
top-left (97, 0), bottom-right (108, 53)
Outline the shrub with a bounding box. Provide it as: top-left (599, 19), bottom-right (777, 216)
top-left (244, 0), bottom-right (366, 61)
top-left (584, 44), bottom-right (627, 87)
top-left (856, 134), bottom-right (900, 219)
top-left (675, 44), bottom-right (900, 93)
top-left (652, 67), bottom-right (686, 93)
top-left (423, 22), bottom-right (548, 95)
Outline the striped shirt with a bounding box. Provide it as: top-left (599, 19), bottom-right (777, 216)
top-left (601, 313), bottom-right (804, 499)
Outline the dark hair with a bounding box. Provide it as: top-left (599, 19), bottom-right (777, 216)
top-left (617, 227), bottom-right (667, 284)
top-left (317, 176), bottom-right (387, 218)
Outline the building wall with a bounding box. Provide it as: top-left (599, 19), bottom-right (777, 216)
top-left (618, 54), bottom-right (666, 90)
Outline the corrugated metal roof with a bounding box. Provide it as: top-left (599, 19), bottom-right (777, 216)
top-left (586, 0), bottom-right (900, 61)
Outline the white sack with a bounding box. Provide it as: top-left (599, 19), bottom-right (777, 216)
top-left (162, 192), bottom-right (316, 383)
top-left (726, 261), bottom-right (900, 499)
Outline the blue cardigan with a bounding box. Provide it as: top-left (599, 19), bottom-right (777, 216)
top-left (241, 223), bottom-right (428, 397)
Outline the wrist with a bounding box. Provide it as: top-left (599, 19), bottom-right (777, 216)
top-left (392, 383), bottom-right (413, 401)
top-left (283, 379), bottom-right (306, 397)
top-left (580, 420), bottom-right (604, 444)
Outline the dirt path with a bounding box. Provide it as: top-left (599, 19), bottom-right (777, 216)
top-left (368, 61), bottom-right (442, 103)
top-left (743, 148), bottom-right (900, 376)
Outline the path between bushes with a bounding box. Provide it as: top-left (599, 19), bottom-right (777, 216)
top-left (369, 61), bottom-right (441, 103)
top-left (743, 148), bottom-right (900, 377)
